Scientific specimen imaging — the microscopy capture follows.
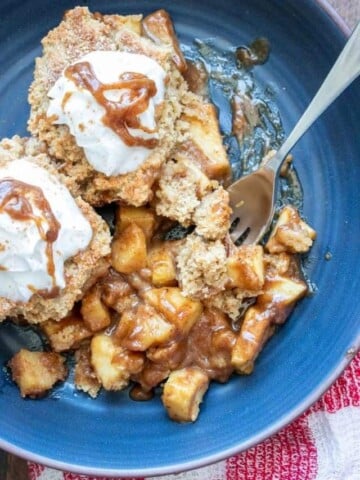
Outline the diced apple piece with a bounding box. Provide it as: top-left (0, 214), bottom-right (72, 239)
top-left (81, 287), bottom-right (111, 332)
top-left (9, 349), bottom-right (67, 398)
top-left (258, 276), bottom-right (307, 322)
top-left (91, 334), bottom-right (144, 391)
top-left (116, 205), bottom-right (156, 241)
top-left (227, 245), bottom-right (264, 292)
top-left (232, 275), bottom-right (307, 374)
top-left (147, 245), bottom-right (177, 287)
top-left (115, 304), bottom-right (175, 350)
top-left (144, 287), bottom-right (202, 335)
top-left (231, 306), bottom-right (274, 374)
top-left (181, 101), bottom-right (231, 181)
top-left (111, 223), bottom-right (147, 274)
top-left (142, 9), bottom-right (187, 73)
top-left (162, 367), bottom-right (209, 422)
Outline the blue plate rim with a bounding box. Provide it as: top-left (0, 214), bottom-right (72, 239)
top-left (316, 0), bottom-right (351, 36)
top-left (0, 0), bottom-right (358, 476)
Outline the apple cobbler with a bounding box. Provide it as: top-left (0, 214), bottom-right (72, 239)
top-left (3, 7), bottom-right (316, 422)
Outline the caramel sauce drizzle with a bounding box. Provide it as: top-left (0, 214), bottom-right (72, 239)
top-left (0, 178), bottom-right (61, 298)
top-left (65, 62), bottom-right (159, 148)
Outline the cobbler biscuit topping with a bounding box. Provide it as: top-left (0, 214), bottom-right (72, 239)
top-left (47, 51), bottom-right (166, 176)
top-left (0, 159), bottom-right (92, 302)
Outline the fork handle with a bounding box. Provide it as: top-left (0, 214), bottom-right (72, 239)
top-left (267, 21), bottom-right (360, 173)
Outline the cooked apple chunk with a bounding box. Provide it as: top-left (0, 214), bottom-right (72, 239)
top-left (116, 205), bottom-right (157, 242)
top-left (264, 252), bottom-right (292, 276)
top-left (111, 223), bottom-right (147, 274)
top-left (231, 306), bottom-right (274, 374)
top-left (91, 334), bottom-right (144, 391)
top-left (266, 205), bottom-right (316, 254)
top-left (227, 245), bottom-right (265, 292)
top-left (115, 303), bottom-right (175, 350)
top-left (142, 9), bottom-right (187, 73)
top-left (258, 276), bottom-right (307, 323)
top-left (232, 275), bottom-right (307, 374)
top-left (181, 100), bottom-right (231, 182)
top-left (81, 287), bottom-right (111, 332)
top-left (9, 349), bottom-right (67, 398)
top-left (144, 287), bottom-right (202, 335)
top-left (162, 367), bottom-right (209, 422)
top-left (101, 13), bottom-right (142, 35)
top-left (147, 244), bottom-right (177, 287)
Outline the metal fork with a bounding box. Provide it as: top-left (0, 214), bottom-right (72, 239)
top-left (228, 21), bottom-right (360, 245)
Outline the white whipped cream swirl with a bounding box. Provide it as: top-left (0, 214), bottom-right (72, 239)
top-left (0, 159), bottom-right (92, 302)
top-left (47, 51), bottom-right (166, 176)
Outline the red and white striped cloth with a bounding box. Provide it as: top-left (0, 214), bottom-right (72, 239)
top-left (28, 352), bottom-right (360, 480)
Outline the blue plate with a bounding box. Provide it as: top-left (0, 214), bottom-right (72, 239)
top-left (0, 0), bottom-right (359, 476)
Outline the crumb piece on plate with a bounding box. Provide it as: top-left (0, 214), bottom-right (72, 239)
top-left (9, 349), bottom-right (67, 398)
top-left (156, 157), bottom-right (215, 226)
top-left (74, 343), bottom-right (101, 398)
top-left (204, 289), bottom-right (254, 321)
top-left (155, 137), bottom-right (231, 238)
top-left (41, 310), bottom-right (93, 352)
top-left (175, 233), bottom-right (228, 299)
top-left (266, 205), bottom-right (316, 253)
top-left (193, 188), bottom-right (232, 240)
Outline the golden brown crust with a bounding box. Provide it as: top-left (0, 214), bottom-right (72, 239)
top-left (0, 136), bottom-right (111, 324)
top-left (28, 7), bottom-right (188, 206)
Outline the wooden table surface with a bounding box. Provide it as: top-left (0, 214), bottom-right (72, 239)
top-left (0, 1), bottom-right (358, 479)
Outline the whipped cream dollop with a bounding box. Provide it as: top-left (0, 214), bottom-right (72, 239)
top-left (47, 51), bottom-right (166, 176)
top-left (0, 160), bottom-right (92, 302)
